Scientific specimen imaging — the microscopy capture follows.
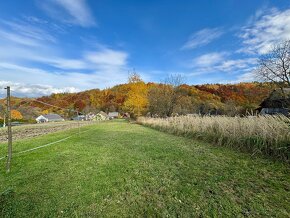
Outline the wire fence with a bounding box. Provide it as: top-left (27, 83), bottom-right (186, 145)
top-left (0, 129), bottom-right (92, 161)
top-left (0, 87), bottom-right (99, 170)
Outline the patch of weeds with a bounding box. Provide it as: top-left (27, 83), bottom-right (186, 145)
top-left (0, 188), bottom-right (15, 217)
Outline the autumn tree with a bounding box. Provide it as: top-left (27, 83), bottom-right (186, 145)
top-left (256, 40), bottom-right (290, 91)
top-left (42, 109), bottom-right (49, 115)
top-left (11, 110), bottom-right (23, 120)
top-left (147, 84), bottom-right (172, 117)
top-left (123, 73), bottom-right (149, 117)
top-left (149, 74), bottom-right (186, 117)
top-left (100, 89), bottom-right (120, 113)
top-left (74, 100), bottom-right (86, 112)
top-left (128, 69), bottom-right (142, 83)
top-left (173, 95), bottom-right (194, 115)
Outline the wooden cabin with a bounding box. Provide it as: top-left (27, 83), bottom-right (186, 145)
top-left (257, 88), bottom-right (290, 116)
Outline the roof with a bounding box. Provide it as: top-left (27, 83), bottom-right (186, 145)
top-left (98, 111), bottom-right (108, 117)
top-left (42, 114), bottom-right (64, 120)
top-left (259, 88), bottom-right (290, 109)
top-left (72, 115), bottom-right (85, 120)
top-left (108, 112), bottom-right (119, 117)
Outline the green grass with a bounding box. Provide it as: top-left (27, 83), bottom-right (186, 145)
top-left (0, 120), bottom-right (289, 217)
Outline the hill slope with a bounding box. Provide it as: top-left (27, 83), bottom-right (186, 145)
top-left (0, 82), bottom-right (273, 121)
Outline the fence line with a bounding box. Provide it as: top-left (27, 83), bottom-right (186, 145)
top-left (0, 129), bottom-right (92, 161)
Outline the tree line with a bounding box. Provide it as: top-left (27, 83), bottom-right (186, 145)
top-left (0, 79), bottom-right (272, 121)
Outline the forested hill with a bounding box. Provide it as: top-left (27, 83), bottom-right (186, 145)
top-left (0, 82), bottom-right (273, 121)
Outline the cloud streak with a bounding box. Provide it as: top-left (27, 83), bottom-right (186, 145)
top-left (182, 28), bottom-right (223, 50)
top-left (189, 52), bottom-right (257, 76)
top-left (0, 17), bottom-right (133, 97)
top-left (0, 81), bottom-right (78, 98)
top-left (239, 8), bottom-right (290, 54)
top-left (0, 62), bottom-right (130, 97)
top-left (192, 52), bottom-right (227, 67)
top-left (85, 49), bottom-right (128, 67)
top-left (39, 0), bottom-right (96, 27)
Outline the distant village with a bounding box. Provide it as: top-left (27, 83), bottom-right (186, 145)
top-left (0, 111), bottom-right (130, 127)
top-left (35, 111), bottom-right (130, 123)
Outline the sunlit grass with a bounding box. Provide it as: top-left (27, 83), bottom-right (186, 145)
top-left (0, 120), bottom-right (289, 217)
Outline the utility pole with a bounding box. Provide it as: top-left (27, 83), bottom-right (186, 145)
top-left (5, 86), bottom-right (12, 172)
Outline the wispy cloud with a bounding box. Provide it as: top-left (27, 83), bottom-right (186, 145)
top-left (218, 71), bottom-right (256, 84)
top-left (0, 62), bottom-right (130, 97)
top-left (192, 52), bottom-right (227, 66)
top-left (1, 20), bottom-right (56, 43)
top-left (0, 15), bottom-right (133, 97)
top-left (188, 51), bottom-right (257, 76)
top-left (0, 29), bottom-right (41, 47)
top-left (0, 80), bottom-right (78, 98)
top-left (181, 28), bottom-right (223, 50)
top-left (39, 0), bottom-right (96, 27)
top-left (0, 18), bottom-right (129, 70)
top-left (0, 19), bottom-right (57, 47)
top-left (85, 49), bottom-right (128, 67)
top-left (34, 57), bottom-right (88, 70)
top-left (239, 8), bottom-right (290, 54)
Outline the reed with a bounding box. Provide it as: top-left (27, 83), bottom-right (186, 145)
top-left (137, 115), bottom-right (290, 161)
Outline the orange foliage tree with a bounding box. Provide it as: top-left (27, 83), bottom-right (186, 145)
top-left (11, 110), bottom-right (23, 120)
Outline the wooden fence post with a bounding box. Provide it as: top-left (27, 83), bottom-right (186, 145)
top-left (5, 86), bottom-right (12, 172)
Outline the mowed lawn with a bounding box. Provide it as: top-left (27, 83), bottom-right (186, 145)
top-left (0, 120), bottom-right (289, 217)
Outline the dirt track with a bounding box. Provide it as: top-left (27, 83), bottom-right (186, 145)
top-left (0, 121), bottom-right (96, 143)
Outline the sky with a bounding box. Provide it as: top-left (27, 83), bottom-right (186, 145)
top-left (0, 0), bottom-right (290, 97)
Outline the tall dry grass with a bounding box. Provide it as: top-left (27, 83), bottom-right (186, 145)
top-left (137, 115), bottom-right (290, 161)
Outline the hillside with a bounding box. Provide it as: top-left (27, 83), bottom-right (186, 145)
top-left (0, 82), bottom-right (273, 121)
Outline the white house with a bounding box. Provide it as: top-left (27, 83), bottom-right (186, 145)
top-left (85, 112), bottom-right (97, 121)
top-left (96, 111), bottom-right (108, 120)
top-left (108, 112), bottom-right (119, 119)
top-left (36, 114), bottom-right (65, 123)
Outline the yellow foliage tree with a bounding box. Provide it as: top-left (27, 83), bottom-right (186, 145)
top-left (123, 82), bottom-right (148, 117)
top-left (11, 110), bottom-right (23, 120)
top-left (42, 109), bottom-right (49, 115)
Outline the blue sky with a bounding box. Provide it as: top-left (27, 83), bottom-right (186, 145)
top-left (0, 0), bottom-right (290, 97)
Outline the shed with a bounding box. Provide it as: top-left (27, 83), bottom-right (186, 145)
top-left (108, 112), bottom-right (119, 119)
top-left (257, 88), bottom-right (290, 116)
top-left (36, 114), bottom-right (65, 123)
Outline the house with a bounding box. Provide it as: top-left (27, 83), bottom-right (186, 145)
top-left (257, 88), bottom-right (290, 116)
top-left (108, 112), bottom-right (119, 119)
top-left (85, 112), bottom-right (96, 121)
top-left (36, 114), bottom-right (65, 123)
top-left (96, 111), bottom-right (108, 120)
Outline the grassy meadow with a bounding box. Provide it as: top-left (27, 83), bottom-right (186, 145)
top-left (138, 115), bottom-right (290, 161)
top-left (0, 120), bottom-right (289, 217)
